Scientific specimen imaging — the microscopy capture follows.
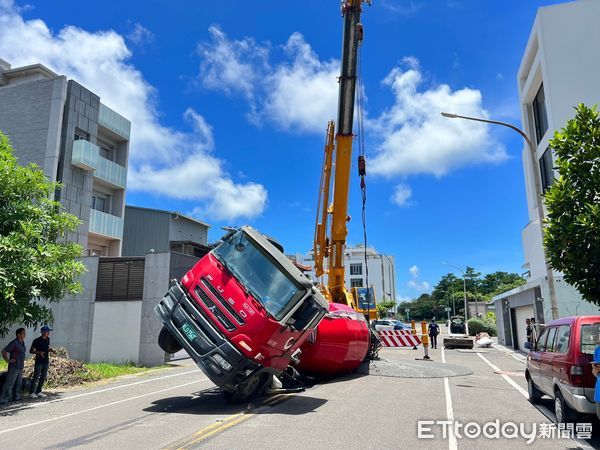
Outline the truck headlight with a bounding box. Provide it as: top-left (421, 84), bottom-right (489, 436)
top-left (212, 353), bottom-right (232, 371)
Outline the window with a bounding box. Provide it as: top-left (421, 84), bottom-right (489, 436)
top-left (554, 326), bottom-right (570, 354)
top-left (350, 278), bottom-right (363, 288)
top-left (96, 258), bottom-right (145, 301)
top-left (536, 328), bottom-right (549, 352)
top-left (97, 138), bottom-right (114, 161)
top-left (74, 128), bottom-right (89, 141)
top-left (532, 84), bottom-right (548, 144)
top-left (350, 263), bottom-right (362, 275)
top-left (545, 327), bottom-right (558, 352)
top-left (92, 195), bottom-right (108, 213)
top-left (580, 322), bottom-right (600, 355)
top-left (539, 147), bottom-right (555, 192)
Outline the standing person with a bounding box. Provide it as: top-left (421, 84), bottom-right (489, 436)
top-left (0, 328), bottom-right (27, 404)
top-left (530, 317), bottom-right (538, 343)
top-left (428, 319), bottom-right (440, 350)
top-left (28, 325), bottom-right (55, 398)
top-left (525, 318), bottom-right (532, 345)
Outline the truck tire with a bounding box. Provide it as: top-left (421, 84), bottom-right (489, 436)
top-left (158, 327), bottom-right (183, 354)
top-left (527, 375), bottom-right (542, 404)
top-left (223, 372), bottom-right (272, 403)
top-left (554, 390), bottom-right (578, 423)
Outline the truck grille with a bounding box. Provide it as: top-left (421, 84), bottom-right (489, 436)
top-left (194, 286), bottom-right (236, 332)
top-left (201, 278), bottom-right (246, 326)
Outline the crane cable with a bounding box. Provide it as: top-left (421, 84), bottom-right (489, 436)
top-left (357, 42), bottom-right (381, 359)
top-left (356, 40), bottom-right (370, 321)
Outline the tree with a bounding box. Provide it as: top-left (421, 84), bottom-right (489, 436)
top-left (544, 104), bottom-right (600, 305)
top-left (376, 299), bottom-right (397, 318)
top-left (0, 132), bottom-right (85, 336)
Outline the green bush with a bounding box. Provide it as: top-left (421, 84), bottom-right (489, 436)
top-left (467, 318), bottom-right (497, 337)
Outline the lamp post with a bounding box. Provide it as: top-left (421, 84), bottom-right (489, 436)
top-left (442, 262), bottom-right (469, 322)
top-left (441, 112), bottom-right (559, 320)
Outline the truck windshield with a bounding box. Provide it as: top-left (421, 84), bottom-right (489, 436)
top-left (212, 231), bottom-right (303, 321)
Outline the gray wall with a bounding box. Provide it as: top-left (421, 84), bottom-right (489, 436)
top-left (169, 215), bottom-right (208, 246)
top-left (57, 81), bottom-right (101, 249)
top-left (0, 257), bottom-right (98, 361)
top-left (0, 76), bottom-right (67, 180)
top-left (122, 207), bottom-right (171, 256)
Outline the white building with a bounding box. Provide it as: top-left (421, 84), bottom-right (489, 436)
top-left (295, 246), bottom-right (396, 303)
top-left (494, 0), bottom-right (600, 352)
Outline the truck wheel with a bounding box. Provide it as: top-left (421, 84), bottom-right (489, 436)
top-left (527, 375), bottom-right (542, 404)
top-left (554, 390), bottom-right (578, 423)
top-left (223, 373), bottom-right (272, 403)
top-left (158, 327), bottom-right (183, 354)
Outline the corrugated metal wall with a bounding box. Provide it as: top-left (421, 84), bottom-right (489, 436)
top-left (122, 207), bottom-right (171, 256)
top-left (169, 215), bottom-right (208, 245)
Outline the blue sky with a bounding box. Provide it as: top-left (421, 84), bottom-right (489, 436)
top-left (0, 0), bottom-right (569, 301)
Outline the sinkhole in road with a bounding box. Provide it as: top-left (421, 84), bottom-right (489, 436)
top-left (357, 359), bottom-right (473, 379)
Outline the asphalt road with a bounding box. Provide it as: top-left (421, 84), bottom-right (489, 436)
top-left (1, 341), bottom-right (598, 449)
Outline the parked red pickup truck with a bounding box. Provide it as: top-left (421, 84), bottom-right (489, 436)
top-left (525, 316), bottom-right (599, 423)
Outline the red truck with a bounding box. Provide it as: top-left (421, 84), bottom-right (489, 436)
top-left (155, 226), bottom-right (329, 401)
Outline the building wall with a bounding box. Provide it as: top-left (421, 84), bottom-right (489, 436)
top-left (518, 0), bottom-right (600, 281)
top-left (90, 301), bottom-right (143, 363)
top-left (122, 207), bottom-right (171, 255)
top-left (169, 215), bottom-right (209, 246)
top-left (57, 81), bottom-right (100, 250)
top-left (0, 76), bottom-right (67, 180)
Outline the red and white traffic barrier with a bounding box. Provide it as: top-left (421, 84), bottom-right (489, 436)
top-left (377, 330), bottom-right (421, 348)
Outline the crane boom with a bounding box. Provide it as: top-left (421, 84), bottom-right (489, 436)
top-left (328, 0), bottom-right (365, 306)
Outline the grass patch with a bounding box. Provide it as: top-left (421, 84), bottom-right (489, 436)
top-left (80, 362), bottom-right (167, 382)
top-left (0, 359), bottom-right (6, 370)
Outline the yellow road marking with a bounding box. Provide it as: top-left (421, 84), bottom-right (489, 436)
top-left (167, 393), bottom-right (295, 450)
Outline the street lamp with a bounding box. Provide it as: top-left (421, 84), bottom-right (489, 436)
top-left (441, 112), bottom-right (559, 320)
top-left (442, 261), bottom-right (469, 322)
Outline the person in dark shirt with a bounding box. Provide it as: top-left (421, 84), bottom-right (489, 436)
top-left (0, 328), bottom-right (27, 404)
top-left (28, 325), bottom-right (55, 398)
top-left (428, 319), bottom-right (440, 349)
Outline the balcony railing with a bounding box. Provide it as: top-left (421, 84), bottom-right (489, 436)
top-left (71, 140), bottom-right (126, 189)
top-left (89, 209), bottom-right (124, 240)
top-left (99, 103), bottom-right (131, 140)
top-left (96, 155), bottom-right (127, 188)
top-left (71, 139), bottom-right (99, 171)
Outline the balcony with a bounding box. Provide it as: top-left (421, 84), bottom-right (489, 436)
top-left (99, 103), bottom-right (131, 140)
top-left (71, 139), bottom-right (99, 171)
top-left (71, 140), bottom-right (126, 189)
top-left (96, 155), bottom-right (127, 188)
top-left (89, 209), bottom-right (124, 240)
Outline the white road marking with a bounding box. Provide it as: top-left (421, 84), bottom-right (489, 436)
top-left (441, 347), bottom-right (457, 450)
top-left (476, 352), bottom-right (528, 398)
top-left (492, 344), bottom-right (527, 364)
top-left (0, 378), bottom-right (206, 435)
top-left (0, 368), bottom-right (201, 414)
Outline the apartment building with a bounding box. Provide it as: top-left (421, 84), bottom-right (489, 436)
top-left (494, 0), bottom-right (600, 351)
top-left (295, 246), bottom-right (396, 303)
top-left (0, 59), bottom-right (130, 256)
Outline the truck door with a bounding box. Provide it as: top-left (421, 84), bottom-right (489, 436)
top-left (529, 327), bottom-right (549, 389)
top-left (540, 327), bottom-right (558, 395)
top-left (551, 325), bottom-right (571, 389)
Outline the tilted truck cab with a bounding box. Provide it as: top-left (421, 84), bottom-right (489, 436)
top-left (154, 226), bottom-right (329, 401)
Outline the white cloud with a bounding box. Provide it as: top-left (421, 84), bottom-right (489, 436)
top-left (380, 0), bottom-right (424, 16)
top-left (408, 279), bottom-right (431, 292)
top-left (196, 28), bottom-right (338, 133)
top-left (0, 2), bottom-right (266, 221)
top-left (127, 23), bottom-right (154, 46)
top-left (409, 265), bottom-right (419, 278)
top-left (408, 264), bottom-right (430, 292)
top-left (369, 58), bottom-right (508, 178)
top-left (392, 183), bottom-right (412, 207)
